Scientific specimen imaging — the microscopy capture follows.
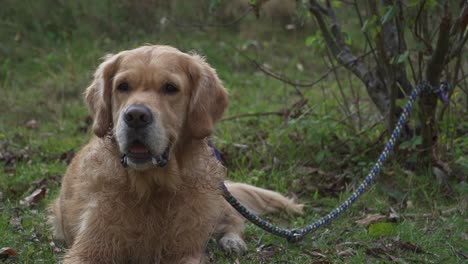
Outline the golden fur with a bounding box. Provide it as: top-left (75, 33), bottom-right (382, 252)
top-left (49, 45), bottom-right (302, 263)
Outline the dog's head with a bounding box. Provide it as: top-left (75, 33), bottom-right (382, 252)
top-left (85, 45), bottom-right (228, 170)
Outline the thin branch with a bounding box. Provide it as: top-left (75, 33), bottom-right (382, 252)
top-left (221, 111), bottom-right (284, 122)
top-left (438, 53), bottom-right (462, 121)
top-left (309, 0), bottom-right (368, 82)
top-left (249, 58), bottom-right (333, 88)
top-left (412, 0), bottom-right (433, 54)
top-left (309, 0), bottom-right (391, 117)
top-left (230, 44), bottom-right (349, 89)
top-left (166, 8), bottom-right (252, 29)
top-left (354, 0), bottom-right (381, 72)
top-left (446, 31), bottom-right (468, 64)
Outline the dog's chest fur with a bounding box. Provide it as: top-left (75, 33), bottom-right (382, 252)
top-left (60, 138), bottom-right (224, 262)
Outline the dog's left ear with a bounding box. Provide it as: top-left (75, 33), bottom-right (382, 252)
top-left (187, 54), bottom-right (228, 139)
top-left (85, 53), bottom-right (121, 137)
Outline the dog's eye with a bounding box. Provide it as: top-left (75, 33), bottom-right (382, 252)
top-left (117, 82), bottom-right (131, 92)
top-left (162, 83), bottom-right (179, 95)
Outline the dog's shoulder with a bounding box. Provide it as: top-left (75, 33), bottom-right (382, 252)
top-left (63, 137), bottom-right (125, 192)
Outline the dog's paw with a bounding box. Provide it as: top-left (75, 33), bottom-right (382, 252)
top-left (218, 233), bottom-right (248, 255)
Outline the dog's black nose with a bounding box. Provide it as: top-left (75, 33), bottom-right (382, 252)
top-left (124, 105), bottom-right (153, 128)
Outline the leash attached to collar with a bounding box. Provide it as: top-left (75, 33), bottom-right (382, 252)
top-left (220, 81), bottom-right (450, 242)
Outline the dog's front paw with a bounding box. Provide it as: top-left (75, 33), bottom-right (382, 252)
top-left (218, 233), bottom-right (248, 255)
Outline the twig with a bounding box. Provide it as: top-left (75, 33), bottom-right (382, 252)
top-left (221, 111), bottom-right (284, 122)
top-left (231, 45), bottom-right (337, 89)
top-left (309, 0), bottom-right (391, 117)
top-left (412, 0), bottom-right (434, 54)
top-left (402, 207), bottom-right (460, 219)
top-left (165, 8), bottom-right (252, 29)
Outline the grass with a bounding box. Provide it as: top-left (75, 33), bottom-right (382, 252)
top-left (0, 1), bottom-right (467, 263)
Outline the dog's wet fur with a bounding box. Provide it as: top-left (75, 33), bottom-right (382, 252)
top-left (49, 45), bottom-right (303, 263)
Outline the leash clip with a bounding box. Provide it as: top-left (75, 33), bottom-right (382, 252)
top-left (426, 80), bottom-right (451, 103)
top-left (287, 229), bottom-right (304, 243)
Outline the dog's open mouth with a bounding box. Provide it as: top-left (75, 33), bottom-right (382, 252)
top-left (128, 140), bottom-right (152, 160)
top-left (122, 140), bottom-right (170, 168)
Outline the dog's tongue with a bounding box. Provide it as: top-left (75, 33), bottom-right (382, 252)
top-left (129, 142), bottom-right (149, 154)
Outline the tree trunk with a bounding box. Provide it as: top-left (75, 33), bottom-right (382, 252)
top-left (418, 5), bottom-right (451, 172)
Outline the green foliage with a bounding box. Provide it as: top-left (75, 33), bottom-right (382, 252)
top-left (368, 222), bottom-right (398, 238)
top-left (361, 15), bottom-right (381, 38)
top-left (0, 1), bottom-right (466, 263)
top-left (380, 5), bottom-right (396, 24)
top-left (305, 31), bottom-right (325, 52)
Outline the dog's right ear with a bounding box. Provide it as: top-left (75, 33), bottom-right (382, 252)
top-left (85, 54), bottom-right (121, 137)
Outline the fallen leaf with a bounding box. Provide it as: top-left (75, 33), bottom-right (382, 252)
top-left (406, 200), bottom-right (414, 209)
top-left (461, 232), bottom-right (468, 241)
top-left (20, 187), bottom-right (47, 207)
top-left (31, 227), bottom-right (39, 242)
top-left (9, 215), bottom-right (22, 231)
top-left (296, 63), bottom-right (304, 72)
top-left (40, 132), bottom-right (54, 138)
top-left (336, 247), bottom-right (356, 257)
top-left (261, 63), bottom-right (272, 71)
top-left (14, 32), bottom-right (22, 42)
top-left (285, 24), bottom-right (296, 30)
top-left (304, 249), bottom-right (327, 258)
top-left (394, 240), bottom-right (425, 254)
top-left (256, 244), bottom-right (282, 261)
top-left (456, 251), bottom-right (468, 259)
top-left (25, 119), bottom-right (39, 129)
top-left (49, 241), bottom-right (62, 253)
top-left (388, 207), bottom-right (400, 222)
top-left (297, 166), bottom-right (319, 175)
top-left (336, 241), bottom-right (362, 248)
top-left (356, 213), bottom-right (387, 225)
top-left (0, 247), bottom-right (17, 260)
top-left (232, 143), bottom-right (248, 149)
top-left (365, 247), bottom-right (387, 258)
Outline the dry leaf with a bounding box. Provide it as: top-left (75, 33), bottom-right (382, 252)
top-left (388, 207), bottom-right (400, 222)
top-left (296, 63), bottom-right (304, 72)
top-left (20, 187), bottom-right (47, 207)
top-left (297, 166), bottom-right (319, 175)
top-left (394, 240), bottom-right (425, 254)
top-left (356, 213), bottom-right (387, 225)
top-left (461, 232), bottom-right (468, 241)
top-left (0, 247), bottom-right (17, 260)
top-left (9, 215), bottom-right (22, 231)
top-left (456, 251), bottom-right (468, 259)
top-left (25, 119), bottom-right (39, 129)
top-left (305, 250), bottom-right (327, 258)
top-left (285, 24), bottom-right (296, 30)
top-left (336, 247), bottom-right (356, 257)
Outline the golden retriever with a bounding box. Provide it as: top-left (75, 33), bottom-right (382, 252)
top-left (49, 45), bottom-right (302, 264)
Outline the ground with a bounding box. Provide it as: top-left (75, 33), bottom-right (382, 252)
top-left (0, 1), bottom-right (467, 263)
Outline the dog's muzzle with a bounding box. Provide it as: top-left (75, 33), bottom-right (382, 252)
top-left (119, 104), bottom-right (170, 169)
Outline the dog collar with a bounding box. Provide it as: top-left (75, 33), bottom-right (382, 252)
top-left (120, 147), bottom-right (170, 168)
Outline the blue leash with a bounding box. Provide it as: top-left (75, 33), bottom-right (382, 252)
top-left (220, 81), bottom-right (450, 242)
